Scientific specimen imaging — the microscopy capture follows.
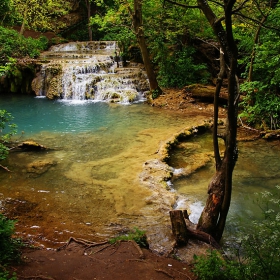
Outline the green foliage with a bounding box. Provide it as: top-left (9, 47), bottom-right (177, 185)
top-left (0, 270), bottom-right (17, 280)
top-left (240, 81), bottom-right (280, 129)
top-left (109, 228), bottom-right (149, 248)
top-left (239, 5), bottom-right (280, 130)
top-left (240, 187), bottom-right (280, 280)
top-left (157, 47), bottom-right (209, 88)
top-left (0, 0), bottom-right (16, 26)
top-left (0, 26), bottom-right (48, 59)
top-left (193, 187), bottom-right (280, 280)
top-left (90, 4), bottom-right (136, 56)
top-left (0, 214), bottom-right (21, 265)
top-left (11, 0), bottom-right (71, 33)
top-left (90, 0), bottom-right (211, 88)
top-left (0, 110), bottom-right (17, 161)
top-left (193, 250), bottom-right (241, 280)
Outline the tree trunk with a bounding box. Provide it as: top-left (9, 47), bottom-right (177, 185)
top-left (85, 0), bottom-right (93, 41)
top-left (170, 210), bottom-right (220, 249)
top-left (248, 16), bottom-right (267, 82)
top-left (169, 210), bottom-right (189, 246)
top-left (131, 0), bottom-right (162, 96)
top-left (19, 9), bottom-right (27, 35)
top-left (196, 0), bottom-right (239, 242)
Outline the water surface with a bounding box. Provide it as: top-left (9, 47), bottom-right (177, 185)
top-left (1, 95), bottom-right (279, 250)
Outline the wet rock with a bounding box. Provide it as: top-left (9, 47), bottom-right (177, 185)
top-left (260, 129), bottom-right (280, 140)
top-left (139, 159), bottom-right (176, 212)
top-left (18, 141), bottom-right (47, 151)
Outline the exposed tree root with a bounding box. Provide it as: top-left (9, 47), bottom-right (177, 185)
top-left (128, 240), bottom-right (144, 259)
top-left (185, 227), bottom-right (220, 249)
top-left (57, 237), bottom-right (108, 252)
top-left (87, 243), bottom-right (112, 255)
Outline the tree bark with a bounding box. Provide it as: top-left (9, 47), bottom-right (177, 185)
top-left (169, 210), bottom-right (189, 246)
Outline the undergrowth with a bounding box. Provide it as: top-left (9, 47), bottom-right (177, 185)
top-left (0, 214), bottom-right (22, 280)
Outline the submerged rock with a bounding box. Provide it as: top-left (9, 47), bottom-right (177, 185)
top-left (25, 159), bottom-right (57, 177)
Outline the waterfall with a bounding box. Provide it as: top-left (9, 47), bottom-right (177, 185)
top-left (32, 41), bottom-right (149, 103)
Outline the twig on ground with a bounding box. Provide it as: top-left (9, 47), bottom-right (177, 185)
top-left (155, 268), bottom-right (174, 279)
top-left (18, 275), bottom-right (55, 280)
top-left (128, 259), bottom-right (148, 263)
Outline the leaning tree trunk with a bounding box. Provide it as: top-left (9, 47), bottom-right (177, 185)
top-left (130, 0), bottom-right (162, 96)
top-left (196, 0), bottom-right (240, 242)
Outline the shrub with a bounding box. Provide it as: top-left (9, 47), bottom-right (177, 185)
top-left (0, 26), bottom-right (48, 59)
top-left (109, 227), bottom-right (149, 248)
top-left (193, 250), bottom-right (241, 280)
top-left (0, 214), bottom-right (21, 264)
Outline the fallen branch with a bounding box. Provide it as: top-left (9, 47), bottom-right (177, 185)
top-left (238, 117), bottom-right (259, 132)
top-left (0, 164), bottom-right (11, 172)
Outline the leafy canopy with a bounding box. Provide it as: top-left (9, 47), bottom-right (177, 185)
top-left (11, 0), bottom-right (71, 32)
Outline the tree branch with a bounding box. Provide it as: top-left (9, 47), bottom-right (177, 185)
top-left (164, 0), bottom-right (199, 9)
top-left (0, 164), bottom-right (11, 172)
top-left (235, 12), bottom-right (280, 32)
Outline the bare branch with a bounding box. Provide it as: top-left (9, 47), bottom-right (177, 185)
top-left (164, 0), bottom-right (199, 9)
top-left (235, 12), bottom-right (280, 32)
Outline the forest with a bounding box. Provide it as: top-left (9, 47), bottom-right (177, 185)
top-left (0, 0), bottom-right (279, 131)
top-left (0, 0), bottom-right (280, 279)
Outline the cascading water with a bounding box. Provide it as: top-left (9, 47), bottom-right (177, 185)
top-left (32, 41), bottom-right (149, 103)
